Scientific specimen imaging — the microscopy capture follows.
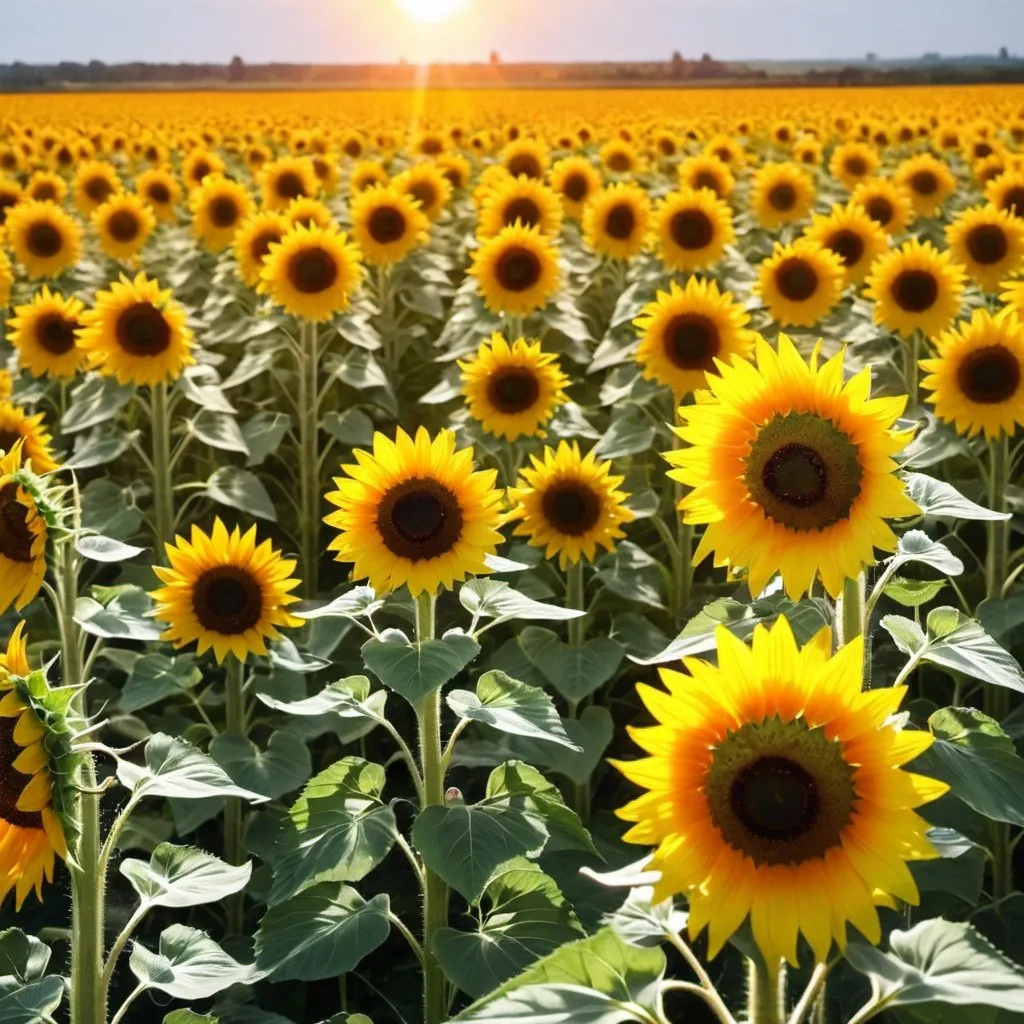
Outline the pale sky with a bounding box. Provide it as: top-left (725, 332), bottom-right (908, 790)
top-left (1, 0), bottom-right (1020, 65)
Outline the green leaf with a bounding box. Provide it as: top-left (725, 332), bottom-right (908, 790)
top-left (322, 409), bottom-right (374, 447)
top-left (257, 676), bottom-right (386, 724)
top-left (76, 534), bottom-right (146, 563)
top-left (918, 708), bottom-right (1024, 826)
top-left (0, 929), bottom-right (51, 982)
top-left (844, 919), bottom-right (1024, 1013)
top-left (413, 803), bottom-right (548, 902)
top-left (594, 543), bottom-right (665, 610)
top-left (883, 577), bottom-right (948, 608)
top-left (297, 587), bottom-right (383, 621)
top-left (191, 411), bottom-right (248, 454)
top-left (910, 828), bottom-right (985, 905)
top-left (361, 628), bottom-right (480, 704)
top-left (163, 1011), bottom-right (218, 1024)
top-left (448, 672), bottom-right (581, 751)
top-left (117, 733), bottom-right (269, 803)
top-left (593, 407), bottom-right (654, 459)
top-left (130, 925), bottom-right (253, 999)
top-left (206, 466), bottom-right (276, 521)
top-left (518, 627), bottom-right (623, 704)
top-left (978, 594), bottom-right (1024, 648)
top-left (460, 579), bottom-right (586, 627)
top-left (885, 529), bottom-right (964, 576)
top-left (75, 586), bottom-right (162, 641)
top-left (268, 757), bottom-right (396, 905)
top-left (60, 374), bottom-right (133, 433)
top-left (434, 859), bottom-right (584, 999)
top-left (254, 883), bottom-right (390, 981)
top-left (0, 977), bottom-right (64, 1024)
top-left (120, 843), bottom-right (252, 908)
top-left (210, 731), bottom-right (312, 800)
top-left (903, 473), bottom-right (1012, 521)
top-left (80, 478), bottom-right (143, 540)
top-left (119, 654), bottom-right (202, 714)
top-left (242, 411), bottom-right (292, 467)
top-left (64, 427), bottom-right (132, 470)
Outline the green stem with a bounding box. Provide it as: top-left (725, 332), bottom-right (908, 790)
top-left (298, 320), bottom-right (320, 598)
top-left (565, 561), bottom-right (591, 821)
top-left (150, 381), bottom-right (175, 553)
top-left (223, 656), bottom-right (247, 935)
top-left (675, 520), bottom-right (693, 625)
top-left (414, 591), bottom-right (448, 1024)
top-left (749, 957), bottom-right (785, 1024)
top-left (904, 332), bottom-right (920, 406)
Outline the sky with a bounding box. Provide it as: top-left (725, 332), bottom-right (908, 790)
top-left (1, 0), bottom-right (1021, 65)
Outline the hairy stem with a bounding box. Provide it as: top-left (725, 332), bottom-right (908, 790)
top-left (150, 381), bottom-right (175, 553)
top-left (297, 320), bottom-right (321, 597)
top-left (749, 957), bottom-right (785, 1024)
top-left (223, 656), bottom-right (247, 934)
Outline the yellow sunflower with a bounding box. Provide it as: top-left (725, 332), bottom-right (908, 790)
top-left (324, 427), bottom-right (504, 597)
top-left (469, 222), bottom-right (561, 318)
top-left (0, 177), bottom-right (24, 226)
top-left (182, 149), bottom-right (226, 191)
top-left (0, 404), bottom-right (58, 474)
top-left (793, 137), bottom-right (823, 167)
top-left (309, 152), bottom-right (341, 196)
top-left (613, 616), bottom-right (946, 967)
top-left (678, 155), bottom-right (735, 200)
top-left (189, 175), bottom-right (255, 253)
top-left (72, 159), bottom-right (121, 215)
top-left (1001, 278), bottom-right (1024, 316)
top-left (0, 251), bottom-right (12, 309)
top-left (634, 277), bottom-right (754, 397)
top-left (0, 622), bottom-right (69, 909)
top-left (599, 139), bottom-right (641, 176)
top-left (986, 170), bottom-right (1024, 220)
top-left (6, 201), bottom-right (83, 280)
top-left (436, 153), bottom-right (472, 192)
top-left (76, 272), bottom-right (195, 387)
top-left (285, 197), bottom-right (334, 231)
top-left (894, 155), bottom-right (957, 217)
top-left (946, 206), bottom-right (1024, 293)
top-left (259, 156), bottom-right (319, 211)
top-left (260, 223), bottom-right (363, 323)
top-left (350, 186), bottom-right (430, 267)
top-left (135, 168), bottom-right (182, 224)
top-left (704, 135), bottom-right (746, 170)
top-left (850, 178), bottom-right (914, 236)
top-left (653, 188), bottom-right (735, 272)
top-left (583, 182), bottom-right (651, 262)
top-left (0, 443), bottom-right (48, 612)
top-left (6, 288), bottom-right (85, 379)
top-left (549, 157), bottom-right (603, 220)
top-left (393, 163), bottom-right (453, 222)
top-left (350, 160), bottom-right (390, 195)
top-left (804, 203), bottom-right (890, 286)
top-left (478, 175), bottom-right (564, 239)
top-left (751, 163), bottom-right (815, 229)
top-left (93, 191), bottom-right (156, 262)
top-left (501, 138), bottom-right (550, 181)
top-left (151, 519), bottom-right (303, 663)
top-left (505, 441), bottom-right (634, 569)
top-left (459, 334), bottom-right (569, 441)
top-left (26, 172), bottom-right (66, 205)
top-left (667, 334), bottom-right (918, 599)
top-left (233, 211), bottom-right (292, 288)
top-left (865, 239), bottom-right (966, 339)
top-left (920, 308), bottom-right (1024, 440)
top-left (757, 239), bottom-right (845, 327)
top-left (828, 142), bottom-right (879, 189)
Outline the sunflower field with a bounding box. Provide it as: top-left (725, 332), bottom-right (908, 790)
top-left (0, 83), bottom-right (1024, 1024)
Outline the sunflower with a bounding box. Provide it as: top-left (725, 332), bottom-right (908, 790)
top-left (0, 443), bottom-right (48, 612)
top-left (549, 157), bottom-right (603, 220)
top-left (634, 277), bottom-right (754, 397)
top-left (188, 175), bottom-right (255, 253)
top-left (259, 156), bottom-right (319, 211)
top-left (828, 142), bottom-right (879, 189)
top-left (0, 405), bottom-right (58, 474)
top-left (757, 239), bottom-right (845, 328)
top-left (245, 142), bottom-right (273, 173)
top-left (93, 191), bottom-right (156, 262)
top-left (285, 197), bottom-right (335, 231)
top-left (793, 138), bottom-right (823, 166)
top-left (72, 159), bottom-right (121, 215)
top-left (309, 152), bottom-right (341, 195)
top-left (865, 239), bottom-right (966, 339)
top-left (0, 177), bottom-right (24, 226)
top-left (653, 130), bottom-right (681, 161)
top-left (501, 138), bottom-right (549, 181)
top-left (667, 335), bottom-right (918, 599)
top-left (653, 188), bottom-right (734, 272)
top-left (850, 178), bottom-right (914, 236)
top-left (6, 201), bottom-right (83, 280)
top-left (920, 308), bottom-right (1024, 440)
top-left (751, 163), bottom-right (815, 230)
top-left (613, 616), bottom-right (946, 967)
top-left (350, 186), bottom-right (429, 267)
top-left (599, 139), bottom-right (640, 176)
top-left (182, 149), bottom-right (226, 190)
top-left (1001, 278), bottom-right (1024, 317)
top-left (986, 170), bottom-right (1024, 220)
top-left (76, 272), bottom-right (195, 386)
top-left (469, 222), bottom-right (561, 318)
top-left (436, 153), bottom-right (472, 192)
top-left (459, 334), bottom-right (569, 441)
top-left (350, 160), bottom-right (390, 195)
top-left (233, 210), bottom-right (292, 288)
top-left (0, 251), bottom-right (12, 309)
top-left (0, 622), bottom-right (69, 909)
top-left (478, 175), bottom-right (563, 239)
top-left (6, 287), bottom-right (85, 378)
top-left (135, 168), bottom-right (182, 224)
top-left (393, 163), bottom-right (453, 222)
top-left (260, 223), bottom-right (363, 323)
top-left (804, 204), bottom-right (890, 285)
top-left (704, 135), bottom-right (746, 170)
top-left (505, 441), bottom-right (634, 569)
top-left (26, 172), bottom-right (66, 205)
top-left (324, 427), bottom-right (504, 597)
top-left (894, 155), bottom-right (957, 217)
top-left (974, 153), bottom-right (1008, 188)
top-left (678, 155), bottom-right (735, 199)
top-left (945, 206), bottom-right (1024, 293)
top-left (583, 182), bottom-right (651, 262)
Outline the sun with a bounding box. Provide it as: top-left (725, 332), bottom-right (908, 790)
top-left (396, 0), bottom-right (470, 23)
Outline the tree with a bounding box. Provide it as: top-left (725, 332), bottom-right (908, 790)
top-left (228, 55), bottom-right (245, 82)
top-left (999, 46), bottom-right (1010, 60)
top-left (866, 51), bottom-right (877, 63)
top-left (670, 50), bottom-right (685, 79)
top-left (489, 50), bottom-right (501, 65)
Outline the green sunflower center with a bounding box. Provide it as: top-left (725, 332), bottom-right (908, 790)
top-left (892, 269), bottom-right (939, 313)
top-left (541, 480), bottom-right (602, 536)
top-left (368, 205), bottom-right (407, 245)
top-left (503, 196), bottom-right (541, 230)
top-left (377, 477), bottom-right (464, 561)
top-left (107, 209), bottom-right (140, 243)
top-left (670, 209), bottom-right (713, 250)
top-left (707, 717), bottom-right (856, 866)
top-left (26, 222), bottom-right (63, 259)
top-left (604, 203), bottom-right (636, 241)
top-left (745, 412), bottom-right (863, 531)
top-left (0, 708), bottom-right (44, 830)
top-left (768, 182), bottom-right (797, 212)
top-left (664, 314), bottom-right (720, 371)
top-left (288, 247), bottom-right (339, 294)
top-left (774, 257), bottom-right (819, 302)
top-left (495, 246), bottom-right (542, 293)
top-left (486, 367), bottom-right (541, 414)
top-left (966, 223), bottom-right (1008, 265)
top-left (826, 228), bottom-right (865, 268)
top-left (957, 345), bottom-right (1021, 404)
top-left (0, 483), bottom-right (35, 564)
top-left (115, 302), bottom-right (172, 356)
top-left (36, 313), bottom-right (77, 355)
top-left (192, 565), bottom-right (264, 635)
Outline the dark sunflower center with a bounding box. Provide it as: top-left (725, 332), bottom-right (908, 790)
top-left (85, 177), bottom-right (113, 204)
top-left (107, 209), bottom-right (140, 243)
top-left (486, 367), bottom-right (540, 414)
top-left (27, 223), bottom-right (63, 259)
top-left (144, 146), bottom-right (159, 163)
top-left (288, 248), bottom-right (339, 294)
top-left (659, 138), bottom-right (676, 156)
top-left (376, 477), bottom-right (463, 560)
top-left (541, 481), bottom-right (601, 536)
top-left (975, 141), bottom-right (994, 159)
top-left (844, 155), bottom-right (868, 177)
top-left (1002, 187), bottom-right (1024, 216)
top-left (443, 168), bottom-right (463, 189)
top-left (768, 183), bottom-right (797, 212)
top-left (495, 246), bottom-right (542, 292)
top-left (693, 171), bottom-right (721, 194)
top-left (0, 482), bottom-right (35, 563)
top-left (250, 229), bottom-right (282, 263)
top-left (865, 196), bottom-right (894, 226)
top-left (957, 345), bottom-right (1021, 404)
top-left (312, 158), bottom-right (330, 180)
top-left (731, 756), bottom-right (818, 839)
top-left (344, 140), bottom-right (363, 158)
top-left (0, 430), bottom-right (20, 456)
top-left (826, 228), bottom-right (864, 268)
top-left (409, 182), bottom-right (438, 212)
top-left (368, 205), bottom-right (407, 244)
top-left (607, 152), bottom-right (631, 173)
top-left (966, 223), bottom-right (1008, 265)
top-left (670, 209), bottom-right (713, 250)
top-left (507, 154), bottom-right (542, 180)
top-left (210, 196), bottom-right (239, 229)
top-left (892, 269), bottom-right (939, 313)
top-left (33, 183), bottom-right (58, 201)
top-left (148, 182), bottom-right (171, 204)
top-left (774, 257), bottom-right (819, 302)
top-left (0, 712), bottom-right (44, 830)
top-left (562, 174), bottom-right (588, 203)
top-left (909, 169), bottom-right (938, 195)
top-left (664, 314), bottom-right (720, 370)
top-left (745, 413), bottom-right (864, 531)
top-left (115, 303), bottom-right (172, 356)
top-left (714, 147), bottom-right (731, 162)
top-left (420, 138), bottom-right (442, 156)
top-left (192, 565), bottom-right (264, 635)
top-left (604, 203), bottom-right (636, 240)
top-left (0, 193), bottom-right (17, 222)
top-left (192, 160), bottom-right (212, 182)
top-left (503, 196), bottom-right (541, 229)
top-left (36, 313), bottom-right (77, 355)
top-left (276, 171), bottom-right (306, 201)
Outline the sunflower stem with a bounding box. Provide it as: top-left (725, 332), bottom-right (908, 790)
top-left (838, 572), bottom-right (866, 664)
top-left (297, 319), bottom-right (320, 598)
top-left (414, 590), bottom-right (449, 1024)
top-left (903, 331), bottom-right (921, 406)
top-left (223, 655), bottom-right (247, 935)
top-left (150, 381), bottom-right (175, 553)
top-left (749, 957), bottom-right (786, 1024)
top-left (565, 560), bottom-right (592, 820)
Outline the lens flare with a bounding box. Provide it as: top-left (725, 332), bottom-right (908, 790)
top-left (395, 0), bottom-right (471, 23)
